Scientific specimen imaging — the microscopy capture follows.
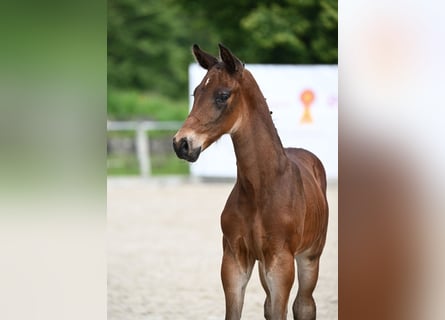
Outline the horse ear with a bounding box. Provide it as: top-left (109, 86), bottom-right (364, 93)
top-left (192, 44), bottom-right (218, 70)
top-left (218, 43), bottom-right (244, 75)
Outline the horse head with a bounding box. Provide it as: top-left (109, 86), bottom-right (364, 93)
top-left (173, 44), bottom-right (245, 162)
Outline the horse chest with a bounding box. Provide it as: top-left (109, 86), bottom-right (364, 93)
top-left (221, 202), bottom-right (298, 261)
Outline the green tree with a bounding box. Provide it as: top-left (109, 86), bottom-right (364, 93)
top-left (177, 0), bottom-right (337, 64)
top-left (108, 0), bottom-right (192, 97)
top-left (241, 0), bottom-right (337, 63)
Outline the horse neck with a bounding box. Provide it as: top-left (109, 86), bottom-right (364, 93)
top-left (230, 76), bottom-right (288, 193)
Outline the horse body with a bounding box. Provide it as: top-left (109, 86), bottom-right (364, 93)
top-left (173, 44), bottom-right (328, 320)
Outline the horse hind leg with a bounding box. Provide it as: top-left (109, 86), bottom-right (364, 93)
top-left (293, 252), bottom-right (320, 320)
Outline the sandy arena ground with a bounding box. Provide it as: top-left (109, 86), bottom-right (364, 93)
top-left (108, 177), bottom-right (337, 319)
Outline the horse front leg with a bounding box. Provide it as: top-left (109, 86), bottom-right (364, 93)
top-left (262, 252), bottom-right (295, 320)
top-left (258, 261), bottom-right (272, 319)
top-left (221, 237), bottom-right (255, 320)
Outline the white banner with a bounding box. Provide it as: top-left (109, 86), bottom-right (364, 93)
top-left (188, 64), bottom-right (338, 180)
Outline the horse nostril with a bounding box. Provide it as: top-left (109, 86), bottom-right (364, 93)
top-left (179, 138), bottom-right (189, 153)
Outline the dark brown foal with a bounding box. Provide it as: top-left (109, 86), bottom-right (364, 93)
top-left (173, 44), bottom-right (328, 320)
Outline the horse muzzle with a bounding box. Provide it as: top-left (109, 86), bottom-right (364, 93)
top-left (173, 136), bottom-right (202, 162)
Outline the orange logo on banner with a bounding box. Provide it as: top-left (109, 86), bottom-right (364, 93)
top-left (300, 89), bottom-right (315, 124)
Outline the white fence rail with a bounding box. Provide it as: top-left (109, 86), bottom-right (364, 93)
top-left (107, 121), bottom-right (183, 177)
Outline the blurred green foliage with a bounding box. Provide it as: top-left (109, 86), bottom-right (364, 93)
top-left (107, 90), bottom-right (189, 120)
top-left (108, 0), bottom-right (337, 119)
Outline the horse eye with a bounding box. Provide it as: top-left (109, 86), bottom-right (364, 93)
top-left (215, 92), bottom-right (231, 106)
